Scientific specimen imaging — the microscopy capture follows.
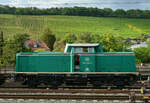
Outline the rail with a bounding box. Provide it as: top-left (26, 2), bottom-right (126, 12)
top-left (0, 66), bottom-right (15, 73)
top-left (0, 89), bottom-right (148, 102)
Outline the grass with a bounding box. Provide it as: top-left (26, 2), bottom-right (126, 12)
top-left (0, 14), bottom-right (150, 39)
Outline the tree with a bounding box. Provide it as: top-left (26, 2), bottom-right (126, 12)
top-left (1, 5), bottom-right (150, 18)
top-left (142, 10), bottom-right (150, 18)
top-left (113, 9), bottom-right (126, 17)
top-left (0, 31), bottom-right (4, 56)
top-left (126, 9), bottom-right (137, 18)
top-left (53, 34), bottom-right (77, 52)
top-left (99, 34), bottom-right (125, 52)
top-left (53, 39), bottom-right (65, 52)
top-left (134, 47), bottom-right (150, 63)
top-left (77, 32), bottom-right (93, 43)
top-left (0, 31), bottom-right (4, 67)
top-left (91, 34), bottom-right (102, 43)
top-left (2, 33), bottom-right (30, 66)
top-left (41, 28), bottom-right (56, 51)
top-left (63, 33), bottom-right (77, 44)
top-left (103, 8), bottom-right (113, 17)
top-left (12, 33), bottom-right (30, 52)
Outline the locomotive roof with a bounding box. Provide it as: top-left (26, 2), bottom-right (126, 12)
top-left (64, 43), bottom-right (100, 53)
top-left (65, 43), bottom-right (100, 47)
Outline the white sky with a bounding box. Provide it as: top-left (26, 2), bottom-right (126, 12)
top-left (0, 0), bottom-right (150, 10)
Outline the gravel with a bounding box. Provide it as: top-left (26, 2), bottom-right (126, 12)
top-left (0, 99), bottom-right (130, 103)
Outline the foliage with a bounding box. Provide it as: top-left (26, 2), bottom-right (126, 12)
top-left (41, 28), bottom-right (56, 51)
top-left (99, 34), bottom-right (125, 52)
top-left (0, 31), bottom-right (4, 56)
top-left (113, 9), bottom-right (126, 17)
top-left (134, 47), bottom-right (150, 63)
top-left (12, 33), bottom-right (30, 52)
top-left (77, 32), bottom-right (93, 43)
top-left (53, 39), bottom-right (65, 52)
top-left (53, 34), bottom-right (77, 51)
top-left (0, 14), bottom-right (150, 38)
top-left (35, 48), bottom-right (46, 52)
top-left (53, 33), bottom-right (126, 52)
top-left (63, 33), bottom-right (77, 44)
top-left (1, 5), bottom-right (150, 18)
top-left (1, 33), bottom-right (30, 66)
top-left (103, 8), bottom-right (113, 17)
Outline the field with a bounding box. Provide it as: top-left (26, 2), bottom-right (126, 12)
top-left (0, 14), bottom-right (150, 39)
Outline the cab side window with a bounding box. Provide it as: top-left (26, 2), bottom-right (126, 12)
top-left (88, 47), bottom-right (95, 53)
top-left (83, 47), bottom-right (95, 53)
top-left (83, 48), bottom-right (88, 52)
top-left (72, 48), bottom-right (83, 53)
top-left (72, 47), bottom-right (95, 53)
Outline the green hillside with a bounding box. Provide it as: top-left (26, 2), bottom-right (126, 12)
top-left (0, 14), bottom-right (150, 39)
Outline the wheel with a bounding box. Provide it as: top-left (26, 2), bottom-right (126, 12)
top-left (92, 81), bottom-right (101, 87)
top-left (27, 76), bottom-right (38, 88)
top-left (115, 80), bottom-right (125, 89)
top-left (28, 82), bottom-right (37, 88)
top-left (50, 81), bottom-right (61, 88)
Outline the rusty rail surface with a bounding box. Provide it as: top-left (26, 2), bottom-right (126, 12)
top-left (0, 89), bottom-right (148, 101)
top-left (0, 88), bottom-right (142, 93)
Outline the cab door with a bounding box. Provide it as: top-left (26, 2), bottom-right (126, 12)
top-left (80, 48), bottom-right (96, 72)
top-left (72, 47), bottom-right (96, 72)
top-left (80, 53), bottom-right (95, 72)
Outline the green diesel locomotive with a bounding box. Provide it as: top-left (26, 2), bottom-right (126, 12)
top-left (16, 44), bottom-right (138, 88)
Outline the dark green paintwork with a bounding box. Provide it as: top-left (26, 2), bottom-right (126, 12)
top-left (16, 44), bottom-right (136, 73)
top-left (16, 52), bottom-right (71, 72)
top-left (96, 53), bottom-right (136, 72)
top-left (80, 54), bottom-right (96, 72)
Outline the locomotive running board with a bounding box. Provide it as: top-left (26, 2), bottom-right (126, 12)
top-left (0, 72), bottom-right (139, 75)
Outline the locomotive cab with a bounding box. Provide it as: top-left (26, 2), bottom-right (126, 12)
top-left (64, 43), bottom-right (103, 53)
top-left (64, 44), bottom-right (103, 72)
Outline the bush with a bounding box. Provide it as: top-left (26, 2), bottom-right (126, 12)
top-left (77, 32), bottom-right (93, 43)
top-left (134, 47), bottom-right (150, 63)
top-left (35, 48), bottom-right (46, 52)
top-left (2, 33), bottom-right (30, 66)
top-left (41, 28), bottom-right (56, 51)
top-left (99, 34), bottom-right (125, 52)
top-left (63, 33), bottom-right (77, 44)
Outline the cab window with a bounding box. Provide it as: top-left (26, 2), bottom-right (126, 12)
top-left (72, 47), bottom-right (95, 53)
top-left (72, 48), bottom-right (83, 53)
top-left (83, 48), bottom-right (88, 52)
top-left (88, 47), bottom-right (95, 53)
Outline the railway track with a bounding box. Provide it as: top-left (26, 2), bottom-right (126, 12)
top-left (1, 83), bottom-right (150, 89)
top-left (0, 94), bottom-right (129, 100)
top-left (0, 89), bottom-right (149, 101)
top-left (0, 88), bottom-right (143, 93)
top-left (0, 67), bottom-right (150, 101)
